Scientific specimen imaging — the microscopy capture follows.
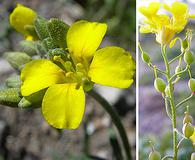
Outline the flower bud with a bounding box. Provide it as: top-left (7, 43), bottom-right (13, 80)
top-left (184, 51), bottom-right (194, 65)
top-left (149, 150), bottom-right (161, 160)
top-left (191, 153), bottom-right (195, 160)
top-left (154, 78), bottom-right (166, 93)
top-left (182, 123), bottom-right (194, 138)
top-left (188, 78), bottom-right (195, 92)
top-left (141, 52), bottom-right (150, 64)
top-left (183, 111), bottom-right (193, 124)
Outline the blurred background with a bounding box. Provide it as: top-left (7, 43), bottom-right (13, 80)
top-left (138, 0), bottom-right (195, 159)
top-left (0, 0), bottom-right (136, 160)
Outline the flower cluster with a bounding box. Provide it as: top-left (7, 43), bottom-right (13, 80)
top-left (139, 2), bottom-right (195, 44)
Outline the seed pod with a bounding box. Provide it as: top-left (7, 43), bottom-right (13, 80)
top-left (182, 123), bottom-right (194, 138)
top-left (184, 51), bottom-right (194, 65)
top-left (182, 38), bottom-right (189, 51)
top-left (149, 150), bottom-right (161, 160)
top-left (141, 52), bottom-right (150, 64)
top-left (154, 78), bottom-right (166, 93)
top-left (191, 153), bottom-right (195, 160)
top-left (183, 111), bottom-right (193, 124)
top-left (188, 78), bottom-right (195, 92)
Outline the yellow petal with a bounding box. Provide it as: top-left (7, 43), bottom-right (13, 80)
top-left (139, 26), bottom-right (153, 33)
top-left (9, 4), bottom-right (37, 35)
top-left (21, 60), bottom-right (66, 96)
top-left (42, 84), bottom-right (85, 129)
top-left (67, 20), bottom-right (107, 63)
top-left (88, 47), bottom-right (135, 88)
top-left (139, 2), bottom-right (161, 18)
top-left (170, 2), bottom-right (188, 17)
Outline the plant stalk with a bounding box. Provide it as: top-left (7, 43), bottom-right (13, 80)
top-left (88, 89), bottom-right (132, 160)
top-left (161, 45), bottom-right (178, 160)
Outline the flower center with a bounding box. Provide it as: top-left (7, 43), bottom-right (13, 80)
top-left (52, 54), bottom-right (93, 91)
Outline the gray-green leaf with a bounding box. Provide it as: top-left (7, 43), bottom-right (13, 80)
top-left (6, 75), bottom-right (21, 88)
top-left (0, 88), bottom-right (21, 107)
top-left (4, 52), bottom-right (32, 70)
top-left (48, 18), bottom-right (69, 49)
top-left (34, 16), bottom-right (50, 40)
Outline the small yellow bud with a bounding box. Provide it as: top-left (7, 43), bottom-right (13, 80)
top-left (10, 4), bottom-right (37, 35)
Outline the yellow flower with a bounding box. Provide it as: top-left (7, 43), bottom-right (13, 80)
top-left (20, 20), bottom-right (135, 129)
top-left (139, 2), bottom-right (195, 45)
top-left (9, 4), bottom-right (37, 40)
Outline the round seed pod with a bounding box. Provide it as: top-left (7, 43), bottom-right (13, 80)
top-left (182, 123), bottom-right (194, 138)
top-left (188, 78), bottom-right (195, 92)
top-left (149, 150), bottom-right (161, 160)
top-left (154, 78), bottom-right (166, 93)
top-left (141, 52), bottom-right (150, 64)
top-left (184, 51), bottom-right (194, 65)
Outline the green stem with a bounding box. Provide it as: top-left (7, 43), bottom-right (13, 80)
top-left (164, 97), bottom-right (172, 120)
top-left (88, 89), bottom-right (132, 160)
top-left (169, 53), bottom-right (183, 65)
top-left (176, 94), bottom-right (194, 109)
top-left (148, 63), bottom-right (167, 75)
top-left (161, 45), bottom-right (178, 160)
top-left (169, 66), bottom-right (189, 83)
